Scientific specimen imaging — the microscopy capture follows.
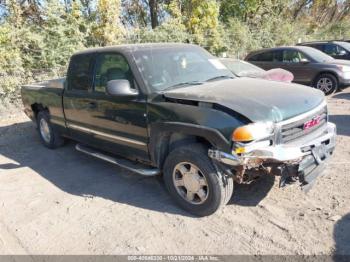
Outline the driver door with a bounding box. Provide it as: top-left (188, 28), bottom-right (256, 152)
top-left (89, 53), bottom-right (150, 161)
top-left (279, 50), bottom-right (312, 84)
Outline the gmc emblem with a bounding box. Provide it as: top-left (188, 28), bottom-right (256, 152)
top-left (303, 116), bottom-right (321, 130)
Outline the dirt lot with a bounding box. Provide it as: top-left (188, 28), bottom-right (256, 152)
top-left (0, 90), bottom-right (349, 255)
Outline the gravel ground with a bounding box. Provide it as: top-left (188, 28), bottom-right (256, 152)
top-left (0, 89), bottom-right (349, 255)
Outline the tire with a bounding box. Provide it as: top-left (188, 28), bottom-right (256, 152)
top-left (37, 111), bottom-right (65, 149)
top-left (314, 73), bottom-right (338, 95)
top-left (163, 143), bottom-right (234, 217)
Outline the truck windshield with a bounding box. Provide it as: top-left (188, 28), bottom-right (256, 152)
top-left (132, 46), bottom-right (234, 92)
top-left (220, 58), bottom-right (265, 76)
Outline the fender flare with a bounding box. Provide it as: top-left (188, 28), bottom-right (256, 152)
top-left (149, 122), bottom-right (231, 168)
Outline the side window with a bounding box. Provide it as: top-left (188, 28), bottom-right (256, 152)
top-left (249, 51), bottom-right (280, 62)
top-left (257, 52), bottom-right (273, 62)
top-left (282, 50), bottom-right (307, 63)
top-left (94, 53), bottom-right (134, 93)
top-left (323, 44), bottom-right (346, 56)
top-left (272, 50), bottom-right (283, 62)
top-left (247, 54), bottom-right (259, 62)
top-left (247, 52), bottom-right (272, 62)
top-left (338, 46), bottom-right (348, 56)
top-left (67, 54), bottom-right (94, 91)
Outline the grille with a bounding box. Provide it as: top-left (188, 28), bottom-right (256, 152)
top-left (280, 105), bottom-right (327, 144)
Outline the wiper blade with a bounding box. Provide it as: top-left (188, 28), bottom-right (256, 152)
top-left (205, 75), bottom-right (234, 82)
top-left (164, 81), bottom-right (204, 91)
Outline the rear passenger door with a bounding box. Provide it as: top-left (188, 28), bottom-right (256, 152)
top-left (247, 51), bottom-right (281, 70)
top-left (63, 53), bottom-right (98, 146)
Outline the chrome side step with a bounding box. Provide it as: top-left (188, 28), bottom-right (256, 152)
top-left (75, 144), bottom-right (160, 176)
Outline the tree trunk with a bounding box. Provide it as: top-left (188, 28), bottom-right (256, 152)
top-left (149, 0), bottom-right (158, 29)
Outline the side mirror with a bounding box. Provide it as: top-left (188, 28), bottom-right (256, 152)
top-left (106, 80), bottom-right (138, 97)
top-left (339, 50), bottom-right (347, 56)
top-left (300, 58), bottom-right (310, 64)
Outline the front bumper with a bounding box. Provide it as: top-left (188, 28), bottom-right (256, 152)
top-left (339, 74), bottom-right (350, 87)
top-left (209, 122), bottom-right (336, 188)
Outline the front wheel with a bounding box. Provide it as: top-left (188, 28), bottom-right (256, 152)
top-left (314, 74), bottom-right (338, 95)
top-left (163, 144), bottom-right (234, 217)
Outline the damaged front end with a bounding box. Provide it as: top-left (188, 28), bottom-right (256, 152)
top-left (209, 102), bottom-right (337, 191)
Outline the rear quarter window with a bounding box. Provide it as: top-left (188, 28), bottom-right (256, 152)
top-left (67, 54), bottom-right (95, 91)
top-left (248, 51), bottom-right (273, 62)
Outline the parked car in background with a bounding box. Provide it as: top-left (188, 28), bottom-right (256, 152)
top-left (246, 46), bottom-right (350, 95)
top-left (297, 41), bottom-right (350, 60)
top-left (21, 43), bottom-right (336, 216)
top-left (220, 58), bottom-right (293, 83)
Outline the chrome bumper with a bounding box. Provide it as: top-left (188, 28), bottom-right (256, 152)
top-left (209, 122), bottom-right (336, 167)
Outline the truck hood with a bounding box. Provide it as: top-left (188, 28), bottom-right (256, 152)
top-left (163, 78), bottom-right (325, 123)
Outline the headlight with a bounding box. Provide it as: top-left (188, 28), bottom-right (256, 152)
top-left (337, 65), bottom-right (350, 72)
top-left (337, 65), bottom-right (350, 79)
top-left (232, 122), bottom-right (274, 142)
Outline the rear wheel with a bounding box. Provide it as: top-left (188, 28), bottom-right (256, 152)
top-left (37, 111), bottom-right (65, 149)
top-left (163, 143), bottom-right (234, 216)
top-left (314, 74), bottom-right (338, 95)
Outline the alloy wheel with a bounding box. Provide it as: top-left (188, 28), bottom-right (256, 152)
top-left (316, 77), bottom-right (333, 93)
top-left (172, 162), bottom-right (209, 205)
top-left (39, 118), bottom-right (51, 143)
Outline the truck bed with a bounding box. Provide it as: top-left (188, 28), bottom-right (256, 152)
top-left (21, 78), bottom-right (66, 126)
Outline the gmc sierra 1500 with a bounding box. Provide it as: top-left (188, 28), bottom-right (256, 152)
top-left (21, 43), bottom-right (336, 216)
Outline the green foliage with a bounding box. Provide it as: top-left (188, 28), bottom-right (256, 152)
top-left (220, 0), bottom-right (261, 23)
top-left (0, 0), bottom-right (89, 100)
top-left (92, 0), bottom-right (125, 45)
top-left (310, 21), bottom-right (350, 41)
top-left (0, 3), bottom-right (26, 100)
top-left (1, 0), bottom-right (350, 101)
top-left (128, 18), bottom-right (191, 43)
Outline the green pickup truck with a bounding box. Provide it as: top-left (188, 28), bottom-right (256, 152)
top-left (21, 43), bottom-right (336, 216)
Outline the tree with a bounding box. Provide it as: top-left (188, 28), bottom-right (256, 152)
top-left (39, 0), bottom-right (86, 68)
top-left (1, 0), bottom-right (350, 100)
top-left (93, 0), bottom-right (125, 45)
top-left (164, 0), bottom-right (223, 53)
top-left (219, 0), bottom-right (262, 22)
top-left (291, 0), bottom-right (350, 24)
top-left (122, 0), bottom-right (147, 27)
top-left (122, 0), bottom-right (167, 29)
top-left (149, 0), bottom-right (158, 28)
top-left (0, 1), bottom-right (26, 99)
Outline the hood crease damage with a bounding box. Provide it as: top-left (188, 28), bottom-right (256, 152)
top-left (163, 78), bottom-right (325, 123)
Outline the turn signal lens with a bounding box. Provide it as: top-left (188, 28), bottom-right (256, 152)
top-left (232, 122), bottom-right (274, 142)
top-left (232, 126), bottom-right (254, 142)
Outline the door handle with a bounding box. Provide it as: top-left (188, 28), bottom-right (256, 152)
top-left (88, 102), bottom-right (97, 109)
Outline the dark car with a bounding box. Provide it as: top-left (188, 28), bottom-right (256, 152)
top-left (21, 43), bottom-right (336, 216)
top-left (297, 41), bottom-right (350, 60)
top-left (246, 46), bottom-right (350, 95)
top-left (220, 58), bottom-right (294, 82)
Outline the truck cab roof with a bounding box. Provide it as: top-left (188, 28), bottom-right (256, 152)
top-left (73, 43), bottom-right (199, 56)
